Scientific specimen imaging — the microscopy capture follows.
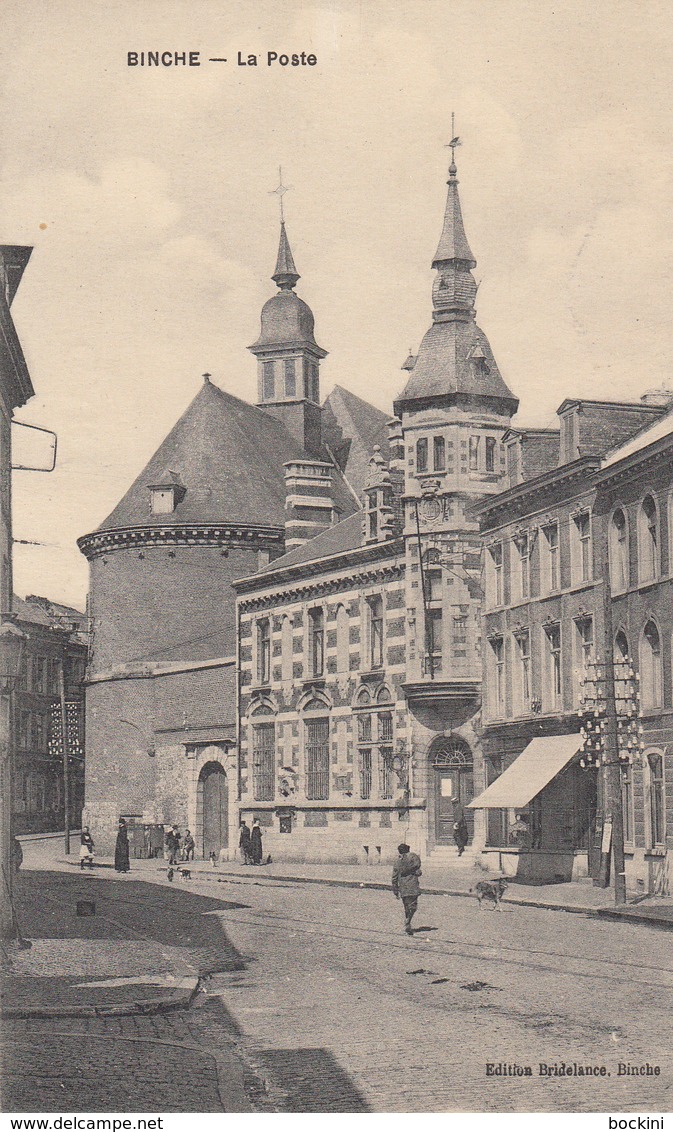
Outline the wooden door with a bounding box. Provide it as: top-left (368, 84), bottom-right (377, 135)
top-left (202, 765), bottom-right (228, 858)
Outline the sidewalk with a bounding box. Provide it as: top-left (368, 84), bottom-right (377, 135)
top-left (55, 852), bottom-right (673, 929)
top-left (1, 867), bottom-right (247, 1018)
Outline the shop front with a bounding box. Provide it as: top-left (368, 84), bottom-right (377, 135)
top-left (469, 734), bottom-right (596, 884)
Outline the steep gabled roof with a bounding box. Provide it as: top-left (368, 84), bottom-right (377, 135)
top-left (322, 385), bottom-right (391, 497)
top-left (95, 378), bottom-right (357, 533)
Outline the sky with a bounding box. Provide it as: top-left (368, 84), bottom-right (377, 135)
top-left (2, 0), bottom-right (673, 608)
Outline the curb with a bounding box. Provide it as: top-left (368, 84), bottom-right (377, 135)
top-left (1, 977), bottom-right (200, 1020)
top-left (200, 867), bottom-right (673, 928)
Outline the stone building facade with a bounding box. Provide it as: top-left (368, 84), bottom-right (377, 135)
top-left (473, 394), bottom-right (673, 893)
top-left (233, 153), bottom-right (520, 863)
top-left (1, 244), bottom-right (34, 936)
top-left (78, 221), bottom-right (390, 855)
top-left (12, 596), bottom-right (87, 835)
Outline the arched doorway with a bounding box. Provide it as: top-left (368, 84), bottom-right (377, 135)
top-left (198, 762), bottom-right (228, 859)
top-left (430, 737), bottom-right (474, 845)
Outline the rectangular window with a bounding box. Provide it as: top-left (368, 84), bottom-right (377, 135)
top-left (262, 361), bottom-right (275, 401)
top-left (544, 623), bottom-right (562, 710)
top-left (485, 436), bottom-right (497, 473)
top-left (427, 607), bottom-right (443, 675)
top-left (488, 543), bottom-right (504, 606)
top-left (19, 711), bottom-right (29, 750)
top-left (572, 511), bottom-right (592, 584)
top-left (309, 608), bottom-right (325, 677)
top-left (310, 363), bottom-right (319, 403)
top-left (541, 523), bottom-right (560, 593)
top-left (257, 619), bottom-right (271, 684)
top-left (34, 657), bottom-right (46, 694)
top-left (252, 723), bottom-right (275, 801)
top-left (284, 358), bottom-right (296, 397)
top-left (649, 754), bottom-right (665, 846)
top-left (357, 713), bottom-right (372, 743)
top-left (513, 533), bottom-right (530, 601)
top-left (306, 718), bottom-right (330, 800)
top-left (433, 435), bottom-right (446, 471)
top-left (416, 437), bottom-right (428, 473)
top-left (358, 747), bottom-right (372, 800)
top-left (621, 764), bottom-right (634, 844)
top-left (303, 357), bottom-right (311, 399)
top-left (368, 596), bottom-right (383, 669)
top-left (48, 659), bottom-right (60, 695)
top-left (469, 435), bottom-right (480, 471)
top-left (379, 747), bottom-right (394, 799)
top-left (490, 636), bottom-right (505, 716)
top-left (452, 608), bottom-right (468, 645)
top-left (514, 631), bottom-right (531, 713)
top-left (575, 616), bottom-right (594, 692)
top-left (378, 711), bottom-right (393, 742)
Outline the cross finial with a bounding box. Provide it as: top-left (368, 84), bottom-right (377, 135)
top-left (270, 165), bottom-right (293, 222)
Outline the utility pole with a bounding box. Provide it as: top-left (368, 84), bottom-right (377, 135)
top-left (599, 565), bottom-right (627, 906)
top-left (58, 647), bottom-right (70, 856)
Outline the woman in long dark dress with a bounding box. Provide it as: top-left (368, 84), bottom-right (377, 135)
top-left (250, 819), bottom-right (263, 865)
top-left (114, 819), bottom-right (130, 873)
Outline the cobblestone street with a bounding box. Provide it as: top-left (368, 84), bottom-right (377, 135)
top-left (192, 872), bottom-right (673, 1113)
top-left (3, 869), bottom-right (672, 1113)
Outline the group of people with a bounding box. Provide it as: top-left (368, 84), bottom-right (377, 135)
top-left (105, 819), bottom-right (195, 873)
top-left (238, 819), bottom-right (264, 865)
top-left (164, 825), bottom-right (195, 865)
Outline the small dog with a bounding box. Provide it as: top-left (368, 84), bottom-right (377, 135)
top-left (472, 878), bottom-right (508, 909)
top-left (178, 867), bottom-right (191, 880)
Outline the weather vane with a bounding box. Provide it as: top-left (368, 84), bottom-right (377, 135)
top-left (270, 165), bottom-right (293, 222)
top-left (446, 112), bottom-right (462, 165)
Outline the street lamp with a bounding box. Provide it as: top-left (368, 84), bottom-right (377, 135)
top-left (0, 618), bottom-right (27, 940)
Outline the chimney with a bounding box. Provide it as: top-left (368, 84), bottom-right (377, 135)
top-left (283, 459), bottom-right (336, 550)
top-left (362, 443), bottom-right (403, 545)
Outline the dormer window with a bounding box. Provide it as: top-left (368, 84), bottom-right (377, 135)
top-left (148, 472), bottom-right (186, 515)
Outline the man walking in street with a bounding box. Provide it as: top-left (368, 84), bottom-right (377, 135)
top-left (392, 842), bottom-right (422, 935)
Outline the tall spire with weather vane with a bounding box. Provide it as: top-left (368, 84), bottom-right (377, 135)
top-left (394, 119), bottom-right (518, 414)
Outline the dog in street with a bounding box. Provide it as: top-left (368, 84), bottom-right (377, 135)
top-left (471, 878), bottom-right (508, 909)
top-left (178, 867), bottom-right (191, 880)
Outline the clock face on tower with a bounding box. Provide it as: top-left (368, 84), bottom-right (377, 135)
top-left (421, 497), bottom-right (441, 523)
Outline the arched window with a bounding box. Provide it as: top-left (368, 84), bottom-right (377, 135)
top-left (280, 616), bottom-right (293, 682)
top-left (336, 604), bottom-right (349, 673)
top-left (640, 620), bottom-right (663, 709)
top-left (614, 630), bottom-right (630, 663)
top-left (638, 495), bottom-right (659, 583)
top-left (609, 508), bottom-right (629, 593)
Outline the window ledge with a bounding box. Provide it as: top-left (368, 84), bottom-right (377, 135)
top-left (645, 847), bottom-right (667, 857)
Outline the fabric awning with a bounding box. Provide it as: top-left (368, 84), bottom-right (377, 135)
top-left (467, 734), bottom-right (580, 809)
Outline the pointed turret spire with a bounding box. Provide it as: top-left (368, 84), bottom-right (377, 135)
top-left (272, 220), bottom-right (300, 290)
top-left (432, 157), bottom-right (476, 269)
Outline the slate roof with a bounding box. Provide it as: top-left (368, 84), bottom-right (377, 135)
top-left (94, 378), bottom-right (357, 533)
top-left (253, 510), bottom-right (365, 577)
top-left (432, 171), bottom-right (476, 268)
top-left (394, 319), bottom-right (517, 409)
top-left (322, 385), bottom-right (391, 498)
